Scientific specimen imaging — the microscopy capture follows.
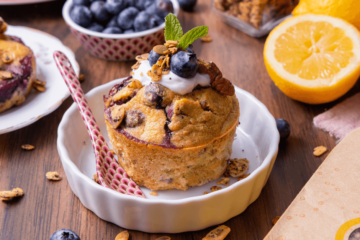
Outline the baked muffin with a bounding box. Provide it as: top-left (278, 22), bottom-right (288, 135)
top-left (104, 15), bottom-right (239, 190)
top-left (0, 17), bottom-right (36, 113)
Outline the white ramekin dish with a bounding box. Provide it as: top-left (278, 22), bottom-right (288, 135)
top-left (62, 0), bottom-right (179, 61)
top-left (57, 78), bottom-right (279, 233)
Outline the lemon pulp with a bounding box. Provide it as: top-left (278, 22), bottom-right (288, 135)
top-left (275, 21), bottom-right (354, 81)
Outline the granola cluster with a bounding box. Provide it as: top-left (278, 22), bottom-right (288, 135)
top-left (313, 146), bottom-right (327, 157)
top-left (131, 40), bottom-right (235, 96)
top-left (132, 40), bottom-right (178, 82)
top-left (0, 188), bottom-right (24, 201)
top-left (214, 0), bottom-right (298, 29)
top-left (46, 171), bottom-right (62, 181)
top-left (203, 225), bottom-right (231, 240)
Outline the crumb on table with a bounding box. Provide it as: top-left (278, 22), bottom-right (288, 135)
top-left (313, 146), bottom-right (327, 157)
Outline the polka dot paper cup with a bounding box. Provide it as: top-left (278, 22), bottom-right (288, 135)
top-left (62, 0), bottom-right (179, 61)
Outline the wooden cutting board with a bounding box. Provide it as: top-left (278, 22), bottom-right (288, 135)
top-left (265, 127), bottom-right (360, 240)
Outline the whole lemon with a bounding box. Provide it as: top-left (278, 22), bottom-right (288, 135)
top-left (293, 0), bottom-right (360, 30)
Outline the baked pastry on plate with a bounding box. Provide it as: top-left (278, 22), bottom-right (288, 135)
top-left (0, 17), bottom-right (36, 113)
top-left (104, 14), bottom-right (239, 190)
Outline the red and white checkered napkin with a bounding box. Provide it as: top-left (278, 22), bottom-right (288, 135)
top-left (314, 93), bottom-right (360, 141)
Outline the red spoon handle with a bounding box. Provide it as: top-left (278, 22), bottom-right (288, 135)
top-left (53, 51), bottom-right (145, 198)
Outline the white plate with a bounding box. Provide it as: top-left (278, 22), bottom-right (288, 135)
top-left (0, 26), bottom-right (79, 134)
top-left (0, 0), bottom-right (54, 5)
top-left (57, 80), bottom-right (279, 233)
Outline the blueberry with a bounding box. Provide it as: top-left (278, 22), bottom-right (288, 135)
top-left (106, 15), bottom-right (119, 28)
top-left (134, 0), bottom-right (146, 10)
top-left (117, 7), bottom-right (139, 30)
top-left (148, 17), bottom-right (158, 29)
top-left (165, 103), bottom-right (174, 120)
top-left (134, 11), bottom-right (156, 32)
top-left (124, 0), bottom-right (135, 7)
top-left (125, 110), bottom-right (145, 128)
top-left (50, 229), bottom-right (80, 240)
top-left (170, 51), bottom-right (198, 78)
top-left (276, 118), bottom-right (290, 140)
top-left (70, 6), bottom-right (93, 28)
top-left (87, 22), bottom-right (104, 32)
top-left (178, 0), bottom-right (197, 12)
top-left (154, 0), bottom-right (174, 18)
top-left (124, 29), bottom-right (135, 33)
top-left (145, 3), bottom-right (157, 15)
top-left (148, 50), bottom-right (161, 66)
top-left (90, 1), bottom-right (111, 22)
top-left (89, 0), bottom-right (104, 2)
top-left (144, 0), bottom-right (154, 8)
top-left (73, 0), bottom-right (91, 6)
top-left (105, 0), bottom-right (126, 14)
top-left (103, 27), bottom-right (123, 33)
top-left (186, 44), bottom-right (194, 53)
top-left (151, 14), bottom-right (164, 26)
top-left (145, 4), bottom-right (164, 25)
top-left (143, 83), bottom-right (164, 107)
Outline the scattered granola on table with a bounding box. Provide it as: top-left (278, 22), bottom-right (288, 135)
top-left (203, 191), bottom-right (210, 195)
top-left (78, 73), bottom-right (85, 82)
top-left (46, 171), bottom-right (62, 181)
top-left (272, 216), bottom-right (281, 225)
top-left (0, 188), bottom-right (24, 201)
top-left (21, 144), bottom-right (35, 150)
top-left (201, 34), bottom-right (212, 42)
top-left (213, 0), bottom-right (299, 29)
top-left (115, 230), bottom-right (129, 240)
top-left (313, 146), bottom-right (327, 157)
top-left (149, 191), bottom-right (158, 196)
top-left (203, 225), bottom-right (231, 240)
top-left (155, 237), bottom-right (171, 240)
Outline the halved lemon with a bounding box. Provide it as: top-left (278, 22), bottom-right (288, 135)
top-left (264, 14), bottom-right (360, 104)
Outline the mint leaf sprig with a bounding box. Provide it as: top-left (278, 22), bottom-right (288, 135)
top-left (178, 26), bottom-right (208, 50)
top-left (164, 13), bottom-right (183, 41)
top-left (164, 13), bottom-right (208, 50)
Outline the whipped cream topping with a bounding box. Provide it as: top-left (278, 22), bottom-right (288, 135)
top-left (132, 60), bottom-right (210, 95)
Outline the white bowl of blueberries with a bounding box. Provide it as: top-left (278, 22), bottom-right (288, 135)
top-left (62, 0), bottom-right (179, 61)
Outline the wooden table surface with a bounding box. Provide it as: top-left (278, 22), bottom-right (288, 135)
top-left (1, 1), bottom-right (360, 239)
